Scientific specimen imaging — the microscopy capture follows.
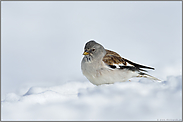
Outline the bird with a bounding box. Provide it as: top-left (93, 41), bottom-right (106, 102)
top-left (81, 40), bottom-right (160, 85)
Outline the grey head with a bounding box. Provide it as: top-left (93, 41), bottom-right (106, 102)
top-left (83, 40), bottom-right (106, 61)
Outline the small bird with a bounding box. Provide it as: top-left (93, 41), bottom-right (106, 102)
top-left (81, 40), bottom-right (160, 85)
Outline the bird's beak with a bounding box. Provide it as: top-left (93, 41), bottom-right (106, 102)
top-left (83, 52), bottom-right (89, 55)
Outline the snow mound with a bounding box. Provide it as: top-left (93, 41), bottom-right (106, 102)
top-left (1, 76), bottom-right (182, 121)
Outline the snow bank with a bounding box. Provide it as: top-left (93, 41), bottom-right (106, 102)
top-left (1, 75), bottom-right (182, 121)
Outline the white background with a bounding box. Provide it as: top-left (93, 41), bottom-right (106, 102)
top-left (1, 1), bottom-right (182, 121)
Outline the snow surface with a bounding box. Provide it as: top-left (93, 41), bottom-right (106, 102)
top-left (1, 1), bottom-right (182, 121)
top-left (2, 76), bottom-right (182, 121)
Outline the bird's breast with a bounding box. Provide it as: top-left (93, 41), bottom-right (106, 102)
top-left (81, 58), bottom-right (106, 78)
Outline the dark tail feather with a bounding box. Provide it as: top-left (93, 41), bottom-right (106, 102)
top-left (123, 58), bottom-right (155, 70)
top-left (138, 72), bottom-right (160, 81)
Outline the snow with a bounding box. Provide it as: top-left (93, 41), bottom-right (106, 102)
top-left (1, 1), bottom-right (182, 121)
top-left (2, 76), bottom-right (182, 121)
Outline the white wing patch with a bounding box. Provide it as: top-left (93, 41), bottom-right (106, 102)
top-left (116, 62), bottom-right (134, 68)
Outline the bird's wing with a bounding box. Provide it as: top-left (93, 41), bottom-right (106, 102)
top-left (122, 58), bottom-right (155, 70)
top-left (103, 49), bottom-right (154, 71)
top-left (103, 49), bottom-right (127, 66)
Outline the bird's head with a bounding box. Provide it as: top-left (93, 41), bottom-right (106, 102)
top-left (83, 40), bottom-right (106, 61)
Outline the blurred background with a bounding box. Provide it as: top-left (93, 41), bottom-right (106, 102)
top-left (1, 1), bottom-right (182, 99)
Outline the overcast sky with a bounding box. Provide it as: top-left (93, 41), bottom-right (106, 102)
top-left (1, 1), bottom-right (182, 99)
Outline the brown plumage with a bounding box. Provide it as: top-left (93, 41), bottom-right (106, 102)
top-left (103, 49), bottom-right (155, 71)
top-left (103, 49), bottom-right (127, 65)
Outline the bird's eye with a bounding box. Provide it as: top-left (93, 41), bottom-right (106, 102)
top-left (92, 49), bottom-right (95, 51)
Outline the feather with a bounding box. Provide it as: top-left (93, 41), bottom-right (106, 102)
top-left (103, 49), bottom-right (154, 71)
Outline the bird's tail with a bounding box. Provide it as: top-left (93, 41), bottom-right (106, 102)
top-left (137, 72), bottom-right (160, 81)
